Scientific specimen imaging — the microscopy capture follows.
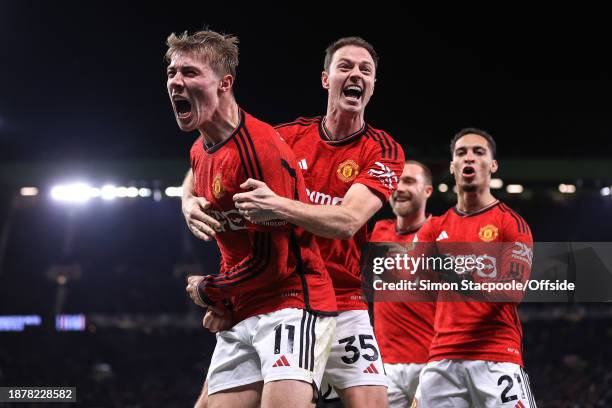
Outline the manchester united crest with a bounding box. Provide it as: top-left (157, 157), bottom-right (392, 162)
top-left (478, 224), bottom-right (499, 242)
top-left (337, 159), bottom-right (360, 183)
top-left (212, 174), bottom-right (225, 199)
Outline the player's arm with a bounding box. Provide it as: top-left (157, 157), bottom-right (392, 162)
top-left (181, 168), bottom-right (221, 241)
top-left (443, 219), bottom-right (533, 302)
top-left (234, 179), bottom-right (382, 239)
top-left (474, 217), bottom-right (533, 302)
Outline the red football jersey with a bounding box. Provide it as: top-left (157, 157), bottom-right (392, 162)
top-left (415, 200), bottom-right (533, 366)
top-left (370, 218), bottom-right (436, 364)
top-left (276, 117), bottom-right (405, 311)
top-left (190, 110), bottom-right (337, 323)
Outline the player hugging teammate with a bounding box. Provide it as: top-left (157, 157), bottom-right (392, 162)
top-left (171, 28), bottom-right (536, 408)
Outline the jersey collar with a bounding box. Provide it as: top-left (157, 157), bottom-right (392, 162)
top-left (453, 200), bottom-right (500, 217)
top-left (202, 109), bottom-right (245, 154)
top-left (318, 116), bottom-right (368, 146)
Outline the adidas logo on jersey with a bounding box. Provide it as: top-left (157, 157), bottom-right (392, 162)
top-left (298, 158), bottom-right (308, 170)
top-left (436, 231), bottom-right (449, 241)
top-left (363, 363), bottom-right (379, 374)
top-left (272, 355), bottom-right (290, 367)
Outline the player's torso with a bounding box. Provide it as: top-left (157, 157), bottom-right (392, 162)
top-left (192, 141), bottom-right (251, 266)
top-left (371, 219), bottom-right (436, 364)
top-left (427, 202), bottom-right (526, 364)
top-left (279, 119), bottom-right (380, 308)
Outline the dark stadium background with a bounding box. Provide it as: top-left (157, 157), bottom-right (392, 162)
top-left (1, 3), bottom-right (611, 407)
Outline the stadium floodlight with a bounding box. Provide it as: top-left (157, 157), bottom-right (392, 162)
top-left (164, 186), bottom-right (183, 197)
top-left (490, 178), bottom-right (504, 189)
top-left (558, 184), bottom-right (576, 194)
top-left (127, 187), bottom-right (139, 198)
top-left (438, 183), bottom-right (449, 193)
top-left (116, 186), bottom-right (129, 198)
top-left (89, 188), bottom-right (101, 198)
top-left (100, 185), bottom-right (117, 201)
top-left (506, 184), bottom-right (524, 194)
top-left (20, 187), bottom-right (39, 196)
top-left (50, 183), bottom-right (93, 203)
top-left (601, 187), bottom-right (611, 197)
top-left (138, 188), bottom-right (152, 198)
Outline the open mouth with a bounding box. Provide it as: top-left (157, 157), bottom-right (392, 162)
top-left (462, 166), bottom-right (476, 177)
top-left (393, 194), bottom-right (411, 202)
top-left (343, 85), bottom-right (363, 100)
top-left (173, 97), bottom-right (192, 118)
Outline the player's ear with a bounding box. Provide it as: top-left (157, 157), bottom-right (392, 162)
top-left (219, 74), bottom-right (234, 93)
top-left (491, 159), bottom-right (498, 174)
top-left (424, 185), bottom-right (433, 199)
top-left (449, 160), bottom-right (454, 175)
top-left (321, 71), bottom-right (330, 90)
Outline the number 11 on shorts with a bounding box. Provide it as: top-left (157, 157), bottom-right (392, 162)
top-left (274, 324), bottom-right (295, 354)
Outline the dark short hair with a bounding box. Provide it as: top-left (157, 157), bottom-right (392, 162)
top-left (450, 127), bottom-right (497, 158)
top-left (323, 36), bottom-right (378, 72)
top-left (404, 160), bottom-right (432, 186)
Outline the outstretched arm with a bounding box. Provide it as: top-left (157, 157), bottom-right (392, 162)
top-left (233, 178), bottom-right (382, 239)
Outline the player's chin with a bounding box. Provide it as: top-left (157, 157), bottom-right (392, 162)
top-left (339, 98), bottom-right (362, 111)
top-left (460, 183), bottom-right (478, 193)
top-left (175, 113), bottom-right (197, 131)
top-left (175, 120), bottom-right (196, 132)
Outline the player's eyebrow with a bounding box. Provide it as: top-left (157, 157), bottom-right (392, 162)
top-left (167, 64), bottom-right (200, 73)
top-left (336, 58), bottom-right (354, 65)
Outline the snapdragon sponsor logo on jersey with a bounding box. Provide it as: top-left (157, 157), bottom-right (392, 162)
top-left (209, 209), bottom-right (248, 232)
top-left (367, 161), bottom-right (398, 190)
top-left (305, 188), bottom-right (343, 205)
top-left (208, 209), bottom-right (287, 232)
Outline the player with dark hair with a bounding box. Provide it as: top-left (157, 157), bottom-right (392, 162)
top-left (184, 36), bottom-right (405, 407)
top-left (413, 128), bottom-right (536, 408)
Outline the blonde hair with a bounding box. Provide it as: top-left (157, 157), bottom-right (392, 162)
top-left (165, 30), bottom-right (239, 77)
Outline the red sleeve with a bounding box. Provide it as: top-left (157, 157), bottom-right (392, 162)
top-left (471, 213), bottom-right (533, 302)
top-left (354, 131), bottom-right (405, 203)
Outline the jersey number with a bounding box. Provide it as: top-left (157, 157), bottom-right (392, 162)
top-left (273, 324), bottom-right (295, 354)
top-left (338, 334), bottom-right (380, 364)
top-left (498, 375), bottom-right (518, 403)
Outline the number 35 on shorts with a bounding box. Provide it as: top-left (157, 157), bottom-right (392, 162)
top-left (338, 334), bottom-right (380, 364)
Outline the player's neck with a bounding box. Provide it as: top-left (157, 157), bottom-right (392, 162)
top-left (397, 209), bottom-right (428, 232)
top-left (456, 189), bottom-right (496, 213)
top-left (323, 107), bottom-right (365, 140)
top-left (199, 97), bottom-right (240, 145)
